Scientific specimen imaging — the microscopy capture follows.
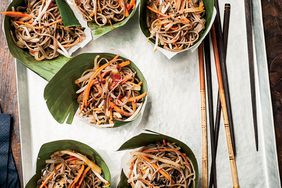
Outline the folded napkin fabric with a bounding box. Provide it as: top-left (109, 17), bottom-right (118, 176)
top-left (0, 113), bottom-right (20, 188)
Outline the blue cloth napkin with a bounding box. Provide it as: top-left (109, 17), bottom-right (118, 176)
top-left (0, 113), bottom-right (20, 188)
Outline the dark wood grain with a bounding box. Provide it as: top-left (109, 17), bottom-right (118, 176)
top-left (0, 0), bottom-right (23, 186)
top-left (262, 0), bottom-right (282, 182)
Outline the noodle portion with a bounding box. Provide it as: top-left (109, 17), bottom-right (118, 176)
top-left (128, 141), bottom-right (196, 187)
top-left (146, 0), bottom-right (205, 51)
top-left (9, 0), bottom-right (85, 61)
top-left (74, 0), bottom-right (136, 25)
top-left (37, 150), bottom-right (109, 188)
top-left (75, 55), bottom-right (147, 126)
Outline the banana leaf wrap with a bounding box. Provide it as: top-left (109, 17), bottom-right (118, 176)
top-left (3, 0), bottom-right (84, 81)
top-left (139, 0), bottom-right (215, 56)
top-left (25, 140), bottom-right (111, 188)
top-left (44, 53), bottom-right (148, 127)
top-left (117, 130), bottom-right (199, 188)
top-left (85, 0), bottom-right (140, 39)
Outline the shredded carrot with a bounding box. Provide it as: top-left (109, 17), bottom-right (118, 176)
top-left (171, 26), bottom-right (179, 30)
top-left (70, 165), bottom-right (85, 188)
top-left (141, 155), bottom-right (171, 181)
top-left (146, 6), bottom-right (167, 17)
top-left (125, 8), bottom-right (129, 17)
top-left (119, 60), bottom-right (131, 67)
top-left (181, 17), bottom-right (190, 24)
top-left (46, 19), bottom-right (62, 26)
top-left (126, 0), bottom-right (136, 12)
top-left (138, 81), bottom-right (143, 86)
top-left (77, 166), bottom-right (91, 188)
top-left (132, 102), bottom-right (136, 111)
top-left (127, 92), bottom-right (147, 102)
top-left (109, 108), bottom-right (113, 121)
top-left (39, 164), bottom-right (62, 188)
top-left (67, 156), bottom-right (77, 161)
top-left (109, 101), bottom-right (132, 116)
top-left (82, 55), bottom-right (119, 107)
top-left (130, 0), bottom-right (136, 9)
top-left (81, 80), bottom-right (95, 109)
top-left (198, 1), bottom-right (204, 12)
top-left (15, 21), bottom-right (40, 28)
top-left (0, 11), bottom-right (31, 18)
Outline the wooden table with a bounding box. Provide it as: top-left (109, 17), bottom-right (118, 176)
top-left (0, 0), bottom-right (281, 186)
top-left (0, 0), bottom-right (22, 185)
top-left (262, 0), bottom-right (282, 181)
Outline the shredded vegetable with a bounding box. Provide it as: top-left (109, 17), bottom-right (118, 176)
top-left (8, 0), bottom-right (85, 61)
top-left (128, 141), bottom-right (196, 187)
top-left (146, 0), bottom-right (205, 51)
top-left (75, 55), bottom-right (147, 125)
top-left (37, 150), bottom-right (110, 188)
top-left (74, 0), bottom-right (136, 25)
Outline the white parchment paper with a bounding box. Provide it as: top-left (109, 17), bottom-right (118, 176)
top-left (19, 0), bottom-right (280, 187)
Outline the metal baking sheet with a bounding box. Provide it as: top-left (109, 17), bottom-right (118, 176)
top-left (16, 0), bottom-right (280, 187)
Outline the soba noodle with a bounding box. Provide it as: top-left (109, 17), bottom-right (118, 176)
top-left (74, 0), bottom-right (136, 25)
top-left (9, 0), bottom-right (85, 61)
top-left (146, 0), bottom-right (205, 51)
top-left (75, 55), bottom-right (147, 126)
top-left (128, 141), bottom-right (196, 188)
top-left (37, 150), bottom-right (109, 188)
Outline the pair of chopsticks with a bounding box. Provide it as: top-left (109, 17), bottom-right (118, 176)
top-left (210, 2), bottom-right (233, 188)
top-left (199, 3), bottom-right (240, 188)
top-left (213, 0), bottom-right (236, 156)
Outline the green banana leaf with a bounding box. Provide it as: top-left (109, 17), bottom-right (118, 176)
top-left (139, 0), bottom-right (215, 52)
top-left (25, 140), bottom-right (111, 188)
top-left (55, 0), bottom-right (80, 27)
top-left (4, 0), bottom-right (82, 81)
top-left (87, 0), bottom-right (140, 39)
top-left (44, 53), bottom-right (148, 127)
top-left (117, 130), bottom-right (199, 188)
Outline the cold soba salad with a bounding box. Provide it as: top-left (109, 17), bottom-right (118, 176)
top-left (4, 0), bottom-right (85, 61)
top-left (75, 55), bottom-right (147, 126)
top-left (37, 150), bottom-right (109, 188)
top-left (146, 0), bottom-right (206, 51)
top-left (128, 140), bottom-right (196, 187)
top-left (74, 0), bottom-right (136, 25)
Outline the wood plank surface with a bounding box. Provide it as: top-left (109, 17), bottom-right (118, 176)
top-left (0, 0), bottom-right (22, 186)
top-left (262, 0), bottom-right (282, 182)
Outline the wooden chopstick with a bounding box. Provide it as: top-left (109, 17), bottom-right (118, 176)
top-left (211, 24), bottom-right (240, 188)
top-left (210, 4), bottom-right (231, 188)
top-left (203, 36), bottom-right (217, 188)
top-left (244, 0), bottom-right (258, 151)
top-left (198, 43), bottom-right (208, 188)
top-left (213, 0), bottom-right (236, 156)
